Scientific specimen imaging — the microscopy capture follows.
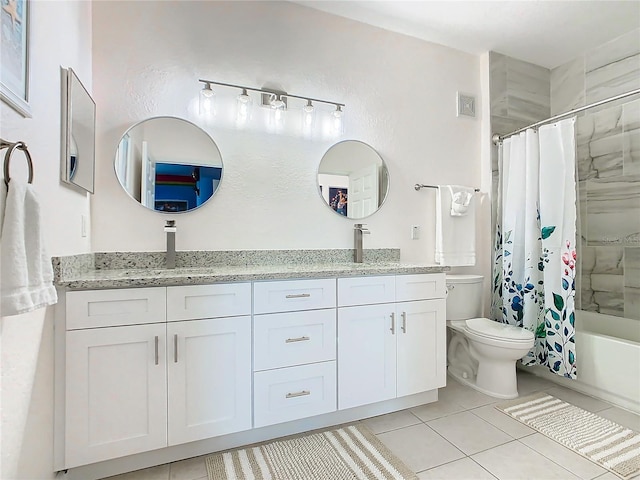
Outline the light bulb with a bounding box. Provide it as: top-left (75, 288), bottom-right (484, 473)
top-left (303, 100), bottom-right (314, 125)
top-left (274, 107), bottom-right (283, 124)
top-left (269, 94), bottom-right (285, 129)
top-left (236, 88), bottom-right (252, 126)
top-left (270, 95), bottom-right (286, 110)
top-left (302, 100), bottom-right (315, 135)
top-left (332, 105), bottom-right (343, 134)
top-left (199, 83), bottom-right (215, 116)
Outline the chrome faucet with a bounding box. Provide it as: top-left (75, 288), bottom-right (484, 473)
top-left (164, 220), bottom-right (176, 269)
top-left (353, 223), bottom-right (370, 263)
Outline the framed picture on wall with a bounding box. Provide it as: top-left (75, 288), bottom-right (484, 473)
top-left (329, 187), bottom-right (348, 216)
top-left (1, 0), bottom-right (31, 117)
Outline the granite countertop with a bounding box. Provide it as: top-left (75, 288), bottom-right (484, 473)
top-left (53, 249), bottom-right (448, 290)
top-left (57, 262), bottom-right (447, 290)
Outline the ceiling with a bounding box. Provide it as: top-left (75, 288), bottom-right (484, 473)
top-left (294, 1), bottom-right (640, 69)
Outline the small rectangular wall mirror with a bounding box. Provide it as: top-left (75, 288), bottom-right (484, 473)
top-left (61, 67), bottom-right (96, 193)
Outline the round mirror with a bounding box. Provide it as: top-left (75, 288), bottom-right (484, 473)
top-left (317, 140), bottom-right (389, 219)
top-left (114, 116), bottom-right (223, 213)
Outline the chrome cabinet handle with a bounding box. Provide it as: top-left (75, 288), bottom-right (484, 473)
top-left (390, 312), bottom-right (395, 334)
top-left (286, 390), bottom-right (310, 399)
top-left (286, 336), bottom-right (310, 343)
top-left (285, 293), bottom-right (311, 299)
top-left (154, 336), bottom-right (159, 365)
top-left (401, 312), bottom-right (407, 333)
top-left (174, 334), bottom-right (178, 363)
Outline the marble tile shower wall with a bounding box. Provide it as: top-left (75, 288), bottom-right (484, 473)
top-left (551, 28), bottom-right (640, 319)
top-left (489, 52), bottom-right (551, 306)
top-left (490, 52), bottom-right (551, 173)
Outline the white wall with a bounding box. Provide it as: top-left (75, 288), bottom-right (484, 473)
top-left (0, 1), bottom-right (92, 478)
top-left (92, 1), bottom-right (486, 264)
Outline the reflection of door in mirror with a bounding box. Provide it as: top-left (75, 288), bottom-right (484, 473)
top-left (317, 140), bottom-right (389, 220)
top-left (141, 141), bottom-right (155, 209)
top-left (348, 164), bottom-right (379, 218)
top-left (114, 117), bottom-right (224, 213)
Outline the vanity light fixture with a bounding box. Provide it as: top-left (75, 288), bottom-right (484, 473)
top-left (197, 79), bottom-right (345, 134)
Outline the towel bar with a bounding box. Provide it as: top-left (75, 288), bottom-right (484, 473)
top-left (1, 139), bottom-right (34, 188)
top-left (415, 183), bottom-right (479, 192)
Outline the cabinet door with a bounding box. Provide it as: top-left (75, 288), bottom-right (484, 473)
top-left (167, 316), bottom-right (252, 445)
top-left (65, 324), bottom-right (167, 468)
top-left (337, 304), bottom-right (396, 409)
top-left (396, 299), bottom-right (446, 397)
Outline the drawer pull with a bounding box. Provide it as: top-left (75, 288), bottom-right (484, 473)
top-left (390, 312), bottom-right (395, 334)
top-left (154, 336), bottom-right (159, 365)
top-left (285, 293), bottom-right (311, 299)
top-left (286, 390), bottom-right (310, 399)
top-left (401, 311), bottom-right (407, 333)
top-left (285, 336), bottom-right (310, 343)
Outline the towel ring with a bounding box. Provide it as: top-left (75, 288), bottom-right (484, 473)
top-left (1, 140), bottom-right (34, 188)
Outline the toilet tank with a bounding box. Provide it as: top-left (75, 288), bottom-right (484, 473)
top-left (446, 274), bottom-right (484, 320)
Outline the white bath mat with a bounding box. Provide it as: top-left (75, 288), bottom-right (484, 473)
top-left (497, 392), bottom-right (640, 479)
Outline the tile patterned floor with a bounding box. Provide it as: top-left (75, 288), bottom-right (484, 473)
top-left (103, 371), bottom-right (640, 480)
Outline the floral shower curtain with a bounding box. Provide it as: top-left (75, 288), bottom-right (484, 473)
top-left (491, 118), bottom-right (577, 379)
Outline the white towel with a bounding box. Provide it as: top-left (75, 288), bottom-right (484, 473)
top-left (448, 185), bottom-right (473, 216)
top-left (1, 181), bottom-right (58, 316)
top-left (435, 185), bottom-right (476, 266)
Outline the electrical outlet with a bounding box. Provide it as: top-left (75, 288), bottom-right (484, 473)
top-left (81, 215), bottom-right (88, 238)
top-left (411, 225), bottom-right (420, 240)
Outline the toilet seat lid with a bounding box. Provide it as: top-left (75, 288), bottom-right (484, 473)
top-left (465, 318), bottom-right (535, 342)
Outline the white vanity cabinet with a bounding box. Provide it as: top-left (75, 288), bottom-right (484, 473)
top-left (252, 279), bottom-right (337, 427)
top-left (166, 284), bottom-right (252, 446)
top-left (61, 283), bottom-right (252, 468)
top-left (65, 322), bottom-right (168, 467)
top-left (64, 288), bottom-right (169, 467)
top-left (337, 274), bottom-right (446, 410)
top-left (57, 270), bottom-right (446, 477)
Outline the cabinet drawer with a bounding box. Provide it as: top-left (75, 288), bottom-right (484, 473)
top-left (66, 288), bottom-right (166, 330)
top-left (396, 274), bottom-right (446, 302)
top-left (253, 279), bottom-right (336, 314)
top-left (253, 361), bottom-right (336, 428)
top-left (254, 309), bottom-right (336, 371)
top-left (167, 283), bottom-right (251, 321)
top-left (338, 275), bottom-right (395, 307)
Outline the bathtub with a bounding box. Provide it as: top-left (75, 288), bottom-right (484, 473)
top-left (528, 310), bottom-right (640, 414)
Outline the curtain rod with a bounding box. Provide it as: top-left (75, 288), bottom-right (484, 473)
top-left (492, 88), bottom-right (640, 145)
top-left (414, 184), bottom-right (480, 192)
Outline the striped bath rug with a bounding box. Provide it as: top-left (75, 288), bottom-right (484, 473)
top-left (205, 424), bottom-right (417, 480)
top-left (497, 392), bottom-right (640, 479)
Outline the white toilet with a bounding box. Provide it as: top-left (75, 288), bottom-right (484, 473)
top-left (446, 274), bottom-right (535, 399)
